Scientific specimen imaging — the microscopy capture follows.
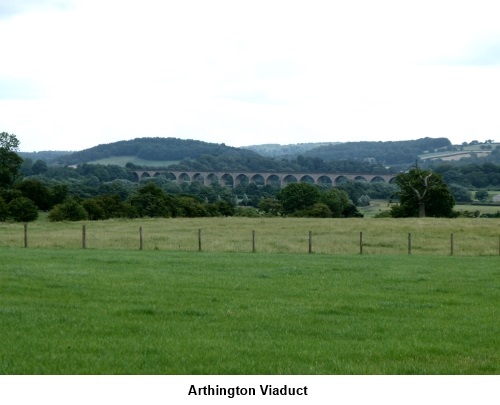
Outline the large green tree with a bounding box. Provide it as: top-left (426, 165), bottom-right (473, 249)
top-left (391, 168), bottom-right (455, 218)
top-left (0, 132), bottom-right (23, 189)
top-left (277, 183), bottom-right (321, 215)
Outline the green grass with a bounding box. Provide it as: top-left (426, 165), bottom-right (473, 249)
top-left (0, 248), bottom-right (498, 374)
top-left (1, 217), bottom-right (499, 256)
top-left (86, 155), bottom-right (180, 167)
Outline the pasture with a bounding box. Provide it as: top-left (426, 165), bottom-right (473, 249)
top-left (1, 217), bottom-right (500, 256)
top-left (0, 248), bottom-right (498, 374)
top-left (0, 218), bottom-right (499, 374)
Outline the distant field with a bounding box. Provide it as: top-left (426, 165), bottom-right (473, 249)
top-left (87, 155), bottom-right (180, 167)
top-left (0, 248), bottom-right (498, 374)
top-left (1, 217), bottom-right (499, 256)
top-left (360, 200), bottom-right (500, 218)
top-left (418, 143), bottom-right (499, 161)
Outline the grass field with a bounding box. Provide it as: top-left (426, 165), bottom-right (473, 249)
top-left (86, 156), bottom-right (180, 167)
top-left (0, 248), bottom-right (498, 375)
top-left (360, 200), bottom-right (500, 218)
top-left (1, 217), bottom-right (499, 256)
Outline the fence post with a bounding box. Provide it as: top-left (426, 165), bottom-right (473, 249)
top-left (408, 233), bottom-right (412, 255)
top-left (252, 230), bottom-right (256, 253)
top-left (139, 226), bottom-right (143, 251)
top-left (82, 225), bottom-right (86, 249)
top-left (24, 223), bottom-right (28, 248)
top-left (359, 232), bottom-right (363, 255)
top-left (198, 229), bottom-right (202, 252)
top-left (308, 231), bottom-right (312, 254)
top-left (450, 233), bottom-right (454, 256)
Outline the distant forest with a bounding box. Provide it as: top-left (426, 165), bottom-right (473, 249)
top-left (26, 136), bottom-right (484, 170)
top-left (304, 137), bottom-right (452, 165)
top-left (8, 135), bottom-right (500, 223)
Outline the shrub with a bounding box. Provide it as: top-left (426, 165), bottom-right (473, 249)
top-left (7, 197), bottom-right (39, 222)
top-left (0, 196), bottom-right (8, 221)
top-left (48, 199), bottom-right (88, 221)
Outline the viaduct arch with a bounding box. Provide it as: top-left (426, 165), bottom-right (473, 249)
top-left (132, 170), bottom-right (396, 187)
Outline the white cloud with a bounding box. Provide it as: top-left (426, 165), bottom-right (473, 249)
top-left (1, 0), bottom-right (500, 151)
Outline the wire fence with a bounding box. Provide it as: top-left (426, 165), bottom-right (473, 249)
top-left (2, 219), bottom-right (500, 256)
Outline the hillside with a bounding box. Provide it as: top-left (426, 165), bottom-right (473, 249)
top-left (23, 136), bottom-right (499, 173)
top-left (56, 137), bottom-right (260, 166)
top-left (303, 137), bottom-right (452, 165)
top-left (242, 142), bottom-right (339, 158)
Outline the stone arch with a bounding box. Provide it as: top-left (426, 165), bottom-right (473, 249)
top-left (192, 173), bottom-right (205, 184)
top-left (370, 176), bottom-right (386, 183)
top-left (165, 172), bottom-right (177, 181)
top-left (265, 174), bottom-right (281, 187)
top-left (299, 175), bottom-right (315, 184)
top-left (250, 174), bottom-right (265, 186)
top-left (178, 172), bottom-right (191, 184)
top-left (140, 172), bottom-right (152, 180)
top-left (235, 174), bottom-right (250, 187)
top-left (206, 173), bottom-right (219, 186)
top-left (283, 175), bottom-right (298, 186)
top-left (220, 173), bottom-right (234, 187)
top-left (354, 176), bottom-right (368, 182)
top-left (334, 175), bottom-right (349, 185)
top-left (317, 175), bottom-right (333, 187)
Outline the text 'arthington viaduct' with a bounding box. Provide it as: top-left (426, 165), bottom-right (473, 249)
top-left (188, 384), bottom-right (309, 398)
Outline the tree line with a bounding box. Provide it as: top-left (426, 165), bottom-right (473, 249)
top-left (2, 132), bottom-right (499, 222)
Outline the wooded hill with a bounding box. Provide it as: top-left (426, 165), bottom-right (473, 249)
top-left (303, 137), bottom-right (452, 165)
top-left (56, 137), bottom-right (256, 166)
top-left (50, 136), bottom-right (460, 169)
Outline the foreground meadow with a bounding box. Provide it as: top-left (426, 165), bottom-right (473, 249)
top-left (1, 217), bottom-right (499, 255)
top-left (0, 248), bottom-right (498, 374)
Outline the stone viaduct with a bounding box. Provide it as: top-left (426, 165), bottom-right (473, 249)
top-left (132, 170), bottom-right (397, 187)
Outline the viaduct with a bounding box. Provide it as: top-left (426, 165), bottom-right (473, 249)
top-left (132, 170), bottom-right (397, 187)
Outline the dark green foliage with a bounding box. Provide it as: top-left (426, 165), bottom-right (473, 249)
top-left (258, 198), bottom-right (283, 216)
top-left (337, 180), bottom-right (397, 203)
top-left (342, 203), bottom-right (364, 218)
top-left (7, 197), bottom-right (39, 222)
top-left (176, 196), bottom-right (209, 217)
top-left (449, 184), bottom-right (472, 203)
top-left (32, 160), bottom-right (48, 175)
top-left (276, 183), bottom-right (362, 218)
top-left (319, 188), bottom-right (350, 217)
top-left (305, 137), bottom-right (451, 165)
top-left (129, 183), bottom-right (173, 218)
top-left (57, 137), bottom-right (264, 166)
top-left (0, 196), bottom-right (7, 221)
top-left (475, 190), bottom-right (489, 202)
top-left (48, 199), bottom-right (88, 222)
top-left (15, 179), bottom-right (56, 210)
top-left (306, 203), bottom-right (332, 218)
top-left (213, 200), bottom-right (235, 216)
top-left (277, 183), bottom-right (321, 215)
top-left (0, 132), bottom-right (23, 189)
top-left (433, 162), bottom-right (500, 189)
top-left (391, 169), bottom-right (455, 218)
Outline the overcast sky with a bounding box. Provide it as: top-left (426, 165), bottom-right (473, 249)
top-left (1, 0), bottom-right (500, 152)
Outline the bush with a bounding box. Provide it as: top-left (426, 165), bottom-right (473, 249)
top-left (7, 197), bottom-right (39, 222)
top-left (307, 203), bottom-right (332, 218)
top-left (48, 199), bottom-right (88, 221)
top-left (0, 196), bottom-right (8, 221)
top-left (357, 195), bottom-right (371, 207)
